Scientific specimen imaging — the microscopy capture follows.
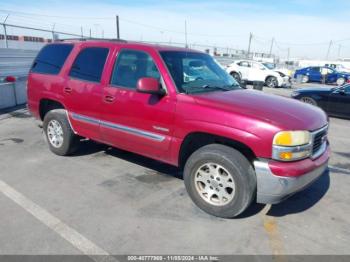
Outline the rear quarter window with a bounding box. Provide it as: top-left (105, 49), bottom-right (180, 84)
top-left (31, 44), bottom-right (73, 75)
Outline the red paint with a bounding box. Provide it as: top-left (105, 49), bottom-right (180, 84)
top-left (27, 41), bottom-right (329, 176)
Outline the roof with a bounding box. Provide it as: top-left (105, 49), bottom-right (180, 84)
top-left (55, 38), bottom-right (200, 53)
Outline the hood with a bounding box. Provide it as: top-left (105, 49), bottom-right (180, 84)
top-left (337, 72), bottom-right (350, 77)
top-left (193, 89), bottom-right (328, 131)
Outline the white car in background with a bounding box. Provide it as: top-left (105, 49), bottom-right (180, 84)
top-left (226, 60), bottom-right (291, 88)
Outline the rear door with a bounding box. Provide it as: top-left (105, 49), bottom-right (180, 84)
top-left (237, 61), bottom-right (251, 80)
top-left (63, 46), bottom-right (110, 140)
top-left (99, 48), bottom-right (176, 162)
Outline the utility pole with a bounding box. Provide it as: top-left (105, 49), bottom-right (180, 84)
top-left (287, 47), bottom-right (290, 62)
top-left (51, 23), bottom-right (56, 41)
top-left (247, 32), bottom-right (253, 58)
top-left (89, 28), bottom-right (91, 39)
top-left (269, 37), bottom-right (274, 56)
top-left (326, 40), bottom-right (333, 60)
top-left (116, 15), bottom-right (120, 39)
top-left (3, 14), bottom-right (9, 48)
top-left (102, 30), bottom-right (104, 39)
top-left (80, 27), bottom-right (83, 39)
top-left (338, 44), bottom-right (342, 59)
top-left (185, 20), bottom-right (188, 48)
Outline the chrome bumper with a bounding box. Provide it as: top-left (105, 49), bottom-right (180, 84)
top-left (254, 160), bottom-right (328, 204)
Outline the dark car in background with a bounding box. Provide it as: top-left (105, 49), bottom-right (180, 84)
top-left (294, 66), bottom-right (350, 85)
top-left (291, 84), bottom-right (350, 119)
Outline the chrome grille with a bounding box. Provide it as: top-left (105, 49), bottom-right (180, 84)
top-left (311, 125), bottom-right (328, 158)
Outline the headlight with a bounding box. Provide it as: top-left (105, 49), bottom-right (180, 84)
top-left (291, 91), bottom-right (299, 97)
top-left (272, 131), bottom-right (312, 161)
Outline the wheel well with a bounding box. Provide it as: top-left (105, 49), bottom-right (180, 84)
top-left (265, 75), bottom-right (276, 81)
top-left (179, 132), bottom-right (256, 168)
top-left (39, 99), bottom-right (65, 120)
top-left (230, 71), bottom-right (240, 77)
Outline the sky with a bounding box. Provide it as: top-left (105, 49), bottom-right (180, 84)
top-left (1, 0), bottom-right (350, 59)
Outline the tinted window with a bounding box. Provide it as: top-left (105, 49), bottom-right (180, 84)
top-left (310, 67), bottom-right (320, 72)
top-left (111, 49), bottom-right (160, 89)
top-left (344, 85), bottom-right (350, 93)
top-left (31, 44), bottom-right (73, 75)
top-left (69, 47), bottom-right (109, 82)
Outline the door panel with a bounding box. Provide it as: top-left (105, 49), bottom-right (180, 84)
top-left (99, 48), bottom-right (176, 161)
top-left (64, 79), bottom-right (102, 139)
top-left (308, 67), bottom-right (321, 82)
top-left (328, 89), bottom-right (350, 117)
top-left (63, 47), bottom-right (109, 140)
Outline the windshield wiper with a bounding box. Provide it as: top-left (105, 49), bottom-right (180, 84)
top-left (201, 84), bottom-right (232, 91)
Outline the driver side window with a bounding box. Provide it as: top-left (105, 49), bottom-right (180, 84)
top-left (344, 85), bottom-right (350, 94)
top-left (110, 49), bottom-right (160, 89)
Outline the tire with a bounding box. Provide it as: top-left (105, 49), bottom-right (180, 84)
top-left (230, 72), bottom-right (241, 83)
top-left (336, 77), bottom-right (345, 86)
top-left (184, 144), bottom-right (256, 218)
top-left (301, 75), bottom-right (309, 83)
top-left (265, 76), bottom-right (278, 88)
top-left (300, 96), bottom-right (317, 106)
top-left (43, 109), bottom-right (79, 156)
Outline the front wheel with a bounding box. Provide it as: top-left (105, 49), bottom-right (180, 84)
top-left (265, 76), bottom-right (278, 88)
top-left (336, 77), bottom-right (345, 86)
top-left (300, 96), bottom-right (317, 106)
top-left (230, 72), bottom-right (241, 83)
top-left (184, 144), bottom-right (256, 218)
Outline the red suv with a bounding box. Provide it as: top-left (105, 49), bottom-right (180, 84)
top-left (27, 40), bottom-right (330, 218)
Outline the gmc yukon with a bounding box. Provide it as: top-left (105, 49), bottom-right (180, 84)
top-left (27, 40), bottom-right (329, 218)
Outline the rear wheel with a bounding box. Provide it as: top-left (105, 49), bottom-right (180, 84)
top-left (43, 109), bottom-right (79, 156)
top-left (184, 144), bottom-right (256, 218)
top-left (265, 76), bottom-right (278, 88)
top-left (301, 75), bottom-right (309, 83)
top-left (300, 96), bottom-right (317, 106)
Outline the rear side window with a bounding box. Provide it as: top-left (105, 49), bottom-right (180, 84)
top-left (31, 44), bottom-right (73, 75)
top-left (69, 47), bottom-right (109, 83)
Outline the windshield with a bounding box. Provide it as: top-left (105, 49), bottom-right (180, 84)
top-left (160, 51), bottom-right (240, 94)
top-left (262, 63), bottom-right (275, 70)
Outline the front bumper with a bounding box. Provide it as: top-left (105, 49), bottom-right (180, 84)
top-left (280, 76), bottom-right (292, 88)
top-left (254, 158), bottom-right (328, 204)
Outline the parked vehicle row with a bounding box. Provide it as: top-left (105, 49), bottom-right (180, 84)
top-left (27, 40), bottom-right (329, 218)
top-left (294, 66), bottom-right (350, 85)
top-left (226, 60), bottom-right (291, 88)
top-left (292, 84), bottom-right (350, 119)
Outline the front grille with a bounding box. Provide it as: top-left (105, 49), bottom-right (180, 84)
top-left (312, 126), bottom-right (328, 156)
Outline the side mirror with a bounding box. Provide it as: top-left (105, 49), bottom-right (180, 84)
top-left (136, 77), bottom-right (165, 96)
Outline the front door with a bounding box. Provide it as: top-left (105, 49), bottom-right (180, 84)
top-left (100, 48), bottom-right (176, 162)
top-left (329, 85), bottom-right (350, 117)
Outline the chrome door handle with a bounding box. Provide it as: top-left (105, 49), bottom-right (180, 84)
top-left (104, 95), bottom-right (115, 103)
top-left (64, 87), bottom-right (72, 93)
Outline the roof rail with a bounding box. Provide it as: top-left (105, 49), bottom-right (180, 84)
top-left (55, 38), bottom-right (128, 43)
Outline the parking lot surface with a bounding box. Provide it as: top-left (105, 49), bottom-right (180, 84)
top-left (0, 84), bottom-right (349, 256)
